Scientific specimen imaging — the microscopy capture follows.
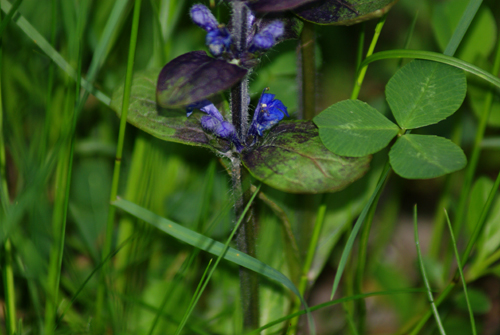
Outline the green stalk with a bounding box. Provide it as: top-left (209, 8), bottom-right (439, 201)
top-left (0, 12), bottom-right (15, 334)
top-left (351, 13), bottom-right (387, 100)
top-left (300, 21), bottom-right (316, 120)
top-left (451, 32), bottom-right (500, 242)
top-left (405, 170), bottom-right (500, 335)
top-left (96, 0), bottom-right (142, 328)
top-left (230, 2), bottom-right (259, 330)
top-left (288, 198), bottom-right (327, 333)
top-left (44, 7), bottom-right (86, 332)
top-left (413, 206), bottom-right (446, 335)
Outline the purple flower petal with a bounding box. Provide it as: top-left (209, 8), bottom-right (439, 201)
top-left (206, 28), bottom-right (232, 57)
top-left (249, 20), bottom-right (284, 52)
top-left (201, 115), bottom-right (221, 133)
top-left (190, 4), bottom-right (218, 31)
top-left (200, 103), bottom-right (224, 121)
top-left (248, 88), bottom-right (289, 140)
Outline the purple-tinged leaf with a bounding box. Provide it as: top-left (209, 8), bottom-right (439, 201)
top-left (156, 51), bottom-right (247, 108)
top-left (250, 0), bottom-right (316, 12)
top-left (294, 0), bottom-right (399, 26)
top-left (111, 68), bottom-right (231, 152)
top-left (242, 121), bottom-right (370, 193)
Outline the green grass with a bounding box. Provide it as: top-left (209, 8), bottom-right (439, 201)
top-left (1, 0), bottom-right (500, 334)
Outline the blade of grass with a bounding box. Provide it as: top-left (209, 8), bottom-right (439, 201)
top-left (0, 0), bottom-right (111, 105)
top-left (443, 0), bottom-right (482, 56)
top-left (359, 49), bottom-right (500, 89)
top-left (351, 13), bottom-right (387, 100)
top-left (330, 160), bottom-right (391, 300)
top-left (413, 205), bottom-right (446, 335)
top-left (0, 0), bottom-right (21, 38)
top-left (0, 9), bottom-right (16, 335)
top-left (112, 196), bottom-right (314, 329)
top-left (246, 288), bottom-right (426, 335)
top-left (406, 170), bottom-right (500, 335)
top-left (44, 7), bottom-right (86, 332)
top-left (174, 185), bottom-right (262, 335)
top-left (95, 0), bottom-right (142, 328)
top-left (443, 209), bottom-right (477, 335)
top-left (289, 197), bottom-right (326, 333)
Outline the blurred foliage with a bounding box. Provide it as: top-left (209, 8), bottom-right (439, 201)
top-left (1, 0), bottom-right (500, 334)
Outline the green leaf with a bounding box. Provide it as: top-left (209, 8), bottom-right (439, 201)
top-left (293, 0), bottom-right (399, 26)
top-left (110, 68), bottom-right (230, 152)
top-left (389, 134), bottom-right (467, 179)
top-left (242, 121), bottom-right (370, 193)
top-left (468, 83), bottom-right (500, 128)
top-left (314, 99), bottom-right (400, 157)
top-left (112, 198), bottom-right (308, 313)
top-left (386, 60), bottom-right (467, 129)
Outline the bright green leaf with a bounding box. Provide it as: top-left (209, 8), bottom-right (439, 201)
top-left (386, 60), bottom-right (467, 129)
top-left (242, 121), bottom-right (371, 193)
top-left (314, 99), bottom-right (400, 157)
top-left (389, 134), bottom-right (467, 179)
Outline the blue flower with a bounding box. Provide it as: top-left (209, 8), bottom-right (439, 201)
top-left (190, 4), bottom-right (232, 57)
top-left (190, 4), bottom-right (284, 61)
top-left (187, 101), bottom-right (243, 151)
top-left (248, 21), bottom-right (284, 52)
top-left (248, 88), bottom-right (289, 139)
top-left (188, 88), bottom-right (288, 152)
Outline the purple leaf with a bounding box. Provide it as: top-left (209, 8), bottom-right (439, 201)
top-left (294, 0), bottom-right (399, 26)
top-left (156, 51), bottom-right (247, 108)
top-left (249, 0), bottom-right (316, 12)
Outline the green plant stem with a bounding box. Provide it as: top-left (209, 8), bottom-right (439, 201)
top-left (406, 169), bottom-right (500, 335)
top-left (0, 10), bottom-right (15, 335)
top-left (288, 197), bottom-right (326, 333)
top-left (451, 33), bottom-right (500, 243)
top-left (444, 209), bottom-right (477, 335)
top-left (96, 0), bottom-right (142, 328)
top-left (351, 13), bottom-right (387, 100)
top-left (300, 21), bottom-right (316, 120)
top-left (0, 0), bottom-right (22, 38)
top-left (229, 2), bottom-right (259, 330)
top-left (414, 206), bottom-right (446, 335)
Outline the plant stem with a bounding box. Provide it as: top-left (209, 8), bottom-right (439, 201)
top-left (300, 21), bottom-right (316, 120)
top-left (96, 0), bottom-right (142, 329)
top-left (351, 13), bottom-right (387, 100)
top-left (230, 1), bottom-right (259, 330)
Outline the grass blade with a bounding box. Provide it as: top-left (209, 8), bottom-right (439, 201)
top-left (443, 0), bottom-right (482, 56)
top-left (330, 161), bottom-right (391, 299)
top-left (443, 209), bottom-right (477, 335)
top-left (0, 0), bottom-right (21, 38)
top-left (359, 49), bottom-right (500, 89)
top-left (413, 205), bottom-right (446, 335)
top-left (112, 196), bottom-right (312, 324)
top-left (175, 185), bottom-right (261, 334)
top-left (246, 288), bottom-right (426, 335)
top-left (0, 0), bottom-right (111, 105)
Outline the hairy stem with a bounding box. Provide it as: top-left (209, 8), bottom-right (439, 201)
top-left (230, 1), bottom-right (259, 330)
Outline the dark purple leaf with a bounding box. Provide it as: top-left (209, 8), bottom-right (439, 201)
top-left (294, 0), bottom-right (399, 26)
top-left (156, 51), bottom-right (247, 108)
top-left (111, 68), bottom-right (231, 152)
top-left (250, 0), bottom-right (316, 12)
top-left (242, 121), bottom-right (370, 193)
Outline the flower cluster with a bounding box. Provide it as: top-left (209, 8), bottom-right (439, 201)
top-left (190, 4), bottom-right (284, 64)
top-left (188, 88), bottom-right (288, 152)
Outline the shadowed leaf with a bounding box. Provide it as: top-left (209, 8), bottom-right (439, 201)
top-left (294, 0), bottom-right (399, 26)
top-left (242, 120), bottom-right (371, 193)
top-left (110, 68), bottom-right (231, 152)
top-left (250, 0), bottom-right (315, 12)
top-left (156, 51), bottom-right (247, 108)
top-left (389, 134), bottom-right (467, 179)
